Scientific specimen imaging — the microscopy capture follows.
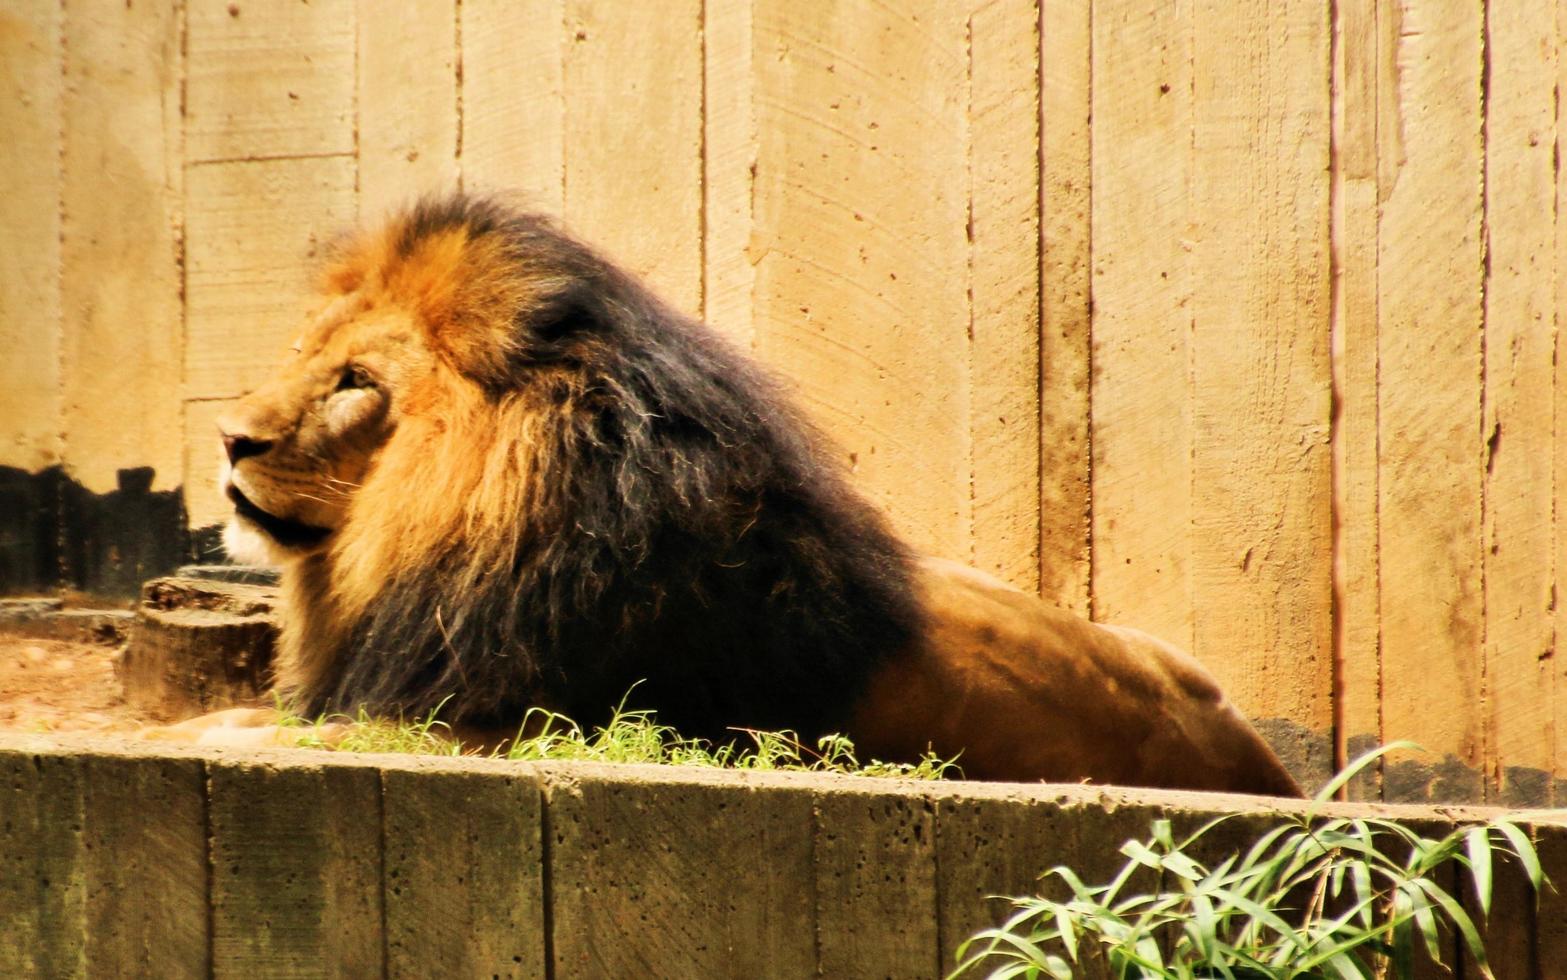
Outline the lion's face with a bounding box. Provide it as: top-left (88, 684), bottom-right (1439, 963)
top-left (217, 294), bottom-right (434, 564)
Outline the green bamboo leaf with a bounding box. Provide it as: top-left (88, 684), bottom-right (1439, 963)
top-left (1122, 839), bottom-right (1167, 871)
top-left (1410, 876), bottom-right (1490, 976)
top-left (1311, 741), bottom-right (1421, 811)
top-left (1052, 906), bottom-right (1079, 963)
top-left (1492, 820), bottom-right (1545, 890)
top-left (1465, 826), bottom-right (1494, 917)
top-left (1398, 880), bottom-right (1444, 965)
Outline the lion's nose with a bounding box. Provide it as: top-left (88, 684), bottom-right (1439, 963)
top-left (222, 434), bottom-right (273, 463)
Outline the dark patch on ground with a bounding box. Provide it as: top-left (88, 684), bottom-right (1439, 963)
top-left (0, 465), bottom-right (224, 599)
top-left (1251, 717), bottom-right (1334, 796)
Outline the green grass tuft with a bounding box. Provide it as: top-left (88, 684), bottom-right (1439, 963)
top-left (278, 692), bottom-right (959, 780)
top-left (950, 743), bottom-right (1548, 980)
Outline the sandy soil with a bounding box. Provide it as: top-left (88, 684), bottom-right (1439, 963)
top-left (0, 633), bottom-right (157, 735)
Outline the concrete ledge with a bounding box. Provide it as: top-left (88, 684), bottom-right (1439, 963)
top-left (1, 734), bottom-right (1563, 979)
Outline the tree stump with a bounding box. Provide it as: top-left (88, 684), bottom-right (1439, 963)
top-left (119, 576), bottom-right (280, 720)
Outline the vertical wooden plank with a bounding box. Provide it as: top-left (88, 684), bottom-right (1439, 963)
top-left (1484, 0), bottom-right (1558, 807)
top-left (0, 3), bottom-right (61, 474)
top-left (208, 758), bottom-right (383, 977)
top-left (1190, 0), bottom-right (1334, 788)
top-left (383, 763), bottom-right (545, 980)
top-left (59, 0), bottom-right (183, 496)
top-left (184, 157), bottom-right (358, 401)
top-left (546, 768), bottom-right (816, 977)
top-left (814, 785), bottom-right (938, 978)
top-left (1376, 0), bottom-right (1485, 803)
top-left (562, 0), bottom-right (703, 314)
top-left (1332, 0), bottom-right (1385, 799)
top-left (0, 751), bottom-right (84, 978)
top-left (182, 399), bottom-right (232, 534)
top-left (750, 1), bottom-right (972, 561)
top-left (81, 755), bottom-right (208, 978)
top-left (1038, 0), bottom-right (1092, 614)
top-left (1089, 0), bottom-right (1194, 648)
top-left (357, 0), bottom-right (459, 220)
top-left (968, 0), bottom-right (1042, 593)
top-left (460, 0), bottom-right (565, 211)
top-left (1558, 0), bottom-right (1567, 807)
top-left (186, 0), bottom-right (354, 163)
top-left (703, 0), bottom-right (757, 341)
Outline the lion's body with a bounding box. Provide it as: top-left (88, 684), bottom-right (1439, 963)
top-left (209, 194), bottom-right (1301, 796)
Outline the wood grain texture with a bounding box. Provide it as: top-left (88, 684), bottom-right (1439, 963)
top-left (1556, 0), bottom-right (1567, 807)
top-left (186, 0), bottom-right (354, 163)
top-left (546, 770), bottom-right (815, 977)
top-left (383, 764), bottom-right (544, 980)
top-left (182, 399), bottom-right (232, 533)
top-left (1483, 0), bottom-right (1557, 802)
top-left (1189, 0), bottom-right (1333, 761)
top-left (59, 0), bottom-right (184, 495)
top-left (357, 0), bottom-right (459, 220)
top-left (814, 786), bottom-right (938, 978)
top-left (1332, 0), bottom-right (1384, 798)
top-left (750, 0), bottom-right (972, 561)
top-left (208, 759), bottom-right (383, 977)
top-left (460, 0), bottom-right (565, 211)
top-left (0, 752), bottom-right (84, 977)
top-left (0, 3), bottom-right (62, 473)
top-left (1038, 0), bottom-right (1092, 614)
top-left (967, 0), bottom-right (1041, 593)
top-left (1089, 0), bottom-right (1194, 647)
top-left (702, 0), bottom-right (757, 341)
top-left (184, 156), bottom-right (357, 401)
top-left (80, 755), bottom-right (207, 978)
top-left (1375, 0), bottom-right (1485, 798)
top-left (562, 0), bottom-right (703, 315)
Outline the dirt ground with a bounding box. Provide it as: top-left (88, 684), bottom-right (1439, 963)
top-left (0, 632), bottom-right (157, 735)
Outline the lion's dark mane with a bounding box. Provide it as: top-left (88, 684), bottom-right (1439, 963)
top-left (305, 195), bottom-right (922, 740)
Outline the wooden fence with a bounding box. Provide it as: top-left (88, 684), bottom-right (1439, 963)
top-left (6, 734), bottom-right (1566, 978)
top-left (1, 0), bottom-right (1563, 804)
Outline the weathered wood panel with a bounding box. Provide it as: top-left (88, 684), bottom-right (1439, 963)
top-left (968, 0), bottom-right (1042, 593)
top-left (1331, 0), bottom-right (1383, 798)
top-left (460, 0), bottom-right (566, 211)
top-left (0, 3), bottom-right (62, 474)
top-left (562, 0), bottom-right (703, 314)
top-left (184, 156), bottom-right (358, 402)
top-left (1089, 0), bottom-right (1194, 648)
top-left (1374, 0), bottom-right (1486, 803)
top-left (357, 0), bottom-right (460, 219)
top-left (703, 0), bottom-right (758, 341)
top-left (750, 0), bottom-right (973, 561)
top-left (1483, 0), bottom-right (1558, 805)
top-left (59, 0), bottom-right (184, 495)
top-left (186, 0), bottom-right (354, 164)
top-left (1189, 0), bottom-right (1333, 785)
top-left (1037, 0), bottom-right (1092, 614)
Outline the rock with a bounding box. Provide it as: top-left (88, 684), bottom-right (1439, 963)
top-left (119, 577), bottom-right (280, 720)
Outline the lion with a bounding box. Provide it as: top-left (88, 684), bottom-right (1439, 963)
top-left (157, 194), bottom-right (1300, 797)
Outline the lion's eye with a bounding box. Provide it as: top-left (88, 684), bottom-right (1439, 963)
top-left (336, 365), bottom-right (375, 391)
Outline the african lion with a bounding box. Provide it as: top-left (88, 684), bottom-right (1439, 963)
top-left (162, 194), bottom-right (1300, 797)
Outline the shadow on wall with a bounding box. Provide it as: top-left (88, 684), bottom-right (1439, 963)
top-left (0, 465), bottom-right (220, 599)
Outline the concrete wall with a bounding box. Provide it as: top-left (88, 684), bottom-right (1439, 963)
top-left (1, 734), bottom-right (1565, 979)
top-left (2, 2), bottom-right (1565, 803)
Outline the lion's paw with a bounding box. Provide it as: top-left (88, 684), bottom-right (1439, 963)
top-left (137, 707), bottom-right (350, 749)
